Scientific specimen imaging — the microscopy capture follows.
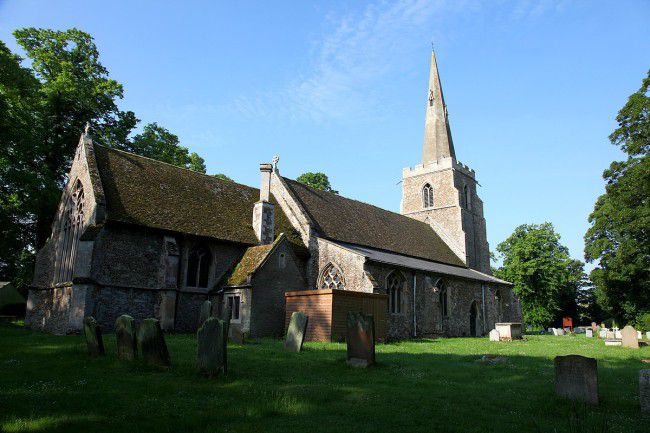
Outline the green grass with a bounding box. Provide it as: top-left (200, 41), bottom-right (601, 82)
top-left (1, 321), bottom-right (648, 433)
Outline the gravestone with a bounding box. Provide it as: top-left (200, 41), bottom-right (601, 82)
top-left (489, 329), bottom-right (500, 342)
top-left (621, 325), bottom-right (639, 349)
top-left (585, 329), bottom-right (593, 338)
top-left (615, 330), bottom-right (622, 339)
top-left (346, 312), bottom-right (375, 368)
top-left (495, 323), bottom-right (523, 340)
top-left (231, 327), bottom-right (245, 344)
top-left (284, 312), bottom-right (309, 352)
top-left (638, 331), bottom-right (643, 340)
top-left (197, 317), bottom-right (227, 377)
top-left (83, 316), bottom-right (105, 357)
top-left (605, 339), bottom-right (621, 346)
top-left (647, 331), bottom-right (650, 340)
top-left (599, 329), bottom-right (607, 339)
top-left (606, 330), bottom-right (615, 340)
top-left (137, 318), bottom-right (170, 367)
top-left (640, 370), bottom-right (650, 413)
top-left (554, 355), bottom-right (598, 405)
top-left (115, 314), bottom-right (137, 360)
top-left (198, 300), bottom-right (212, 328)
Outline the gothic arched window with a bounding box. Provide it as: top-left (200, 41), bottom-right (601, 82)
top-left (464, 184), bottom-right (471, 210)
top-left (54, 180), bottom-right (85, 283)
top-left (186, 243), bottom-right (212, 288)
top-left (319, 263), bottom-right (345, 290)
top-left (387, 271), bottom-right (405, 314)
top-left (422, 183), bottom-right (434, 209)
top-left (438, 279), bottom-right (448, 317)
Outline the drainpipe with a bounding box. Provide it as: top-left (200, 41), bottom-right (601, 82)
top-left (412, 273), bottom-right (417, 338)
top-left (481, 284), bottom-right (487, 335)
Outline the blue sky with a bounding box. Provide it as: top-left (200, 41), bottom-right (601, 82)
top-left (1, 0), bottom-right (648, 268)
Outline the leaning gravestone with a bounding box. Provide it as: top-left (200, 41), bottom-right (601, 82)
top-left (198, 300), bottom-right (212, 328)
top-left (83, 316), bottom-right (105, 357)
top-left (115, 314), bottom-right (137, 360)
top-left (489, 329), bottom-right (500, 342)
top-left (197, 317), bottom-right (227, 377)
top-left (285, 312), bottom-right (309, 352)
top-left (346, 312), bottom-right (375, 368)
top-left (621, 325), bottom-right (639, 349)
top-left (554, 355), bottom-right (598, 405)
top-left (640, 370), bottom-right (650, 413)
top-left (585, 329), bottom-right (593, 338)
top-left (137, 318), bottom-right (170, 367)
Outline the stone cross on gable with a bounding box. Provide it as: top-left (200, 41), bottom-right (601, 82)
top-left (272, 155), bottom-right (280, 171)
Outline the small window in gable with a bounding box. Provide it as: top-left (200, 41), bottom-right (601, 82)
top-left (387, 271), bottom-right (405, 314)
top-left (186, 243), bottom-right (212, 288)
top-left (422, 183), bottom-right (434, 209)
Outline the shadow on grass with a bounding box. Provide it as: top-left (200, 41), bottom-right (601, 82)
top-left (0, 322), bottom-right (647, 433)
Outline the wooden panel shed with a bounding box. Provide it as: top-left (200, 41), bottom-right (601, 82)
top-left (284, 289), bottom-right (388, 342)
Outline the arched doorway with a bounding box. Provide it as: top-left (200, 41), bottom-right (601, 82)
top-left (469, 301), bottom-right (479, 337)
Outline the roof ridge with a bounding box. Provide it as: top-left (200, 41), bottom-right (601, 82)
top-left (96, 144), bottom-right (253, 190)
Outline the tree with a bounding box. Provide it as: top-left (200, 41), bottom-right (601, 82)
top-left (494, 223), bottom-right (587, 327)
top-left (213, 173), bottom-right (233, 182)
top-left (584, 70), bottom-right (650, 325)
top-left (296, 172), bottom-right (338, 193)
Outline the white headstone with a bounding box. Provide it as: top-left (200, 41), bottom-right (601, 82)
top-left (638, 331), bottom-right (643, 340)
top-left (647, 331), bottom-right (650, 340)
top-left (615, 330), bottom-right (622, 339)
top-left (605, 339), bottom-right (622, 346)
top-left (585, 329), bottom-right (593, 338)
top-left (489, 329), bottom-right (500, 342)
top-left (599, 329), bottom-right (607, 339)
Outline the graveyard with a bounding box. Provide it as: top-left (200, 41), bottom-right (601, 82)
top-left (1, 320), bottom-right (648, 433)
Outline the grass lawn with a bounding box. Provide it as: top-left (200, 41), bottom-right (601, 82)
top-left (1, 321), bottom-right (648, 433)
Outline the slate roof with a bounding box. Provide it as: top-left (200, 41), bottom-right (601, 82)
top-left (93, 145), bottom-right (301, 246)
top-left (283, 178), bottom-right (465, 267)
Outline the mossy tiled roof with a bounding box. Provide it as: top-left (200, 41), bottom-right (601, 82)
top-left (93, 146), bottom-right (301, 246)
top-left (283, 178), bottom-right (465, 267)
top-left (224, 237), bottom-right (283, 286)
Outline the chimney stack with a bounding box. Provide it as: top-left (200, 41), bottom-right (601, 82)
top-left (252, 163), bottom-right (275, 244)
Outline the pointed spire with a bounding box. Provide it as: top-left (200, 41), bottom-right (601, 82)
top-left (422, 48), bottom-right (455, 164)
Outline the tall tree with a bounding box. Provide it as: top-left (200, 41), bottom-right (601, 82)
top-left (494, 223), bottom-right (586, 327)
top-left (296, 172), bottom-right (338, 193)
top-left (584, 70), bottom-right (650, 324)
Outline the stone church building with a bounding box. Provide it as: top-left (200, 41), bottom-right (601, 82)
top-left (26, 50), bottom-right (520, 339)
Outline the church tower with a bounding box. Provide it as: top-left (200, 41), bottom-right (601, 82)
top-left (401, 49), bottom-right (491, 273)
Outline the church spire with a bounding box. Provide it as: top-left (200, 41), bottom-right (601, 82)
top-left (422, 48), bottom-right (455, 164)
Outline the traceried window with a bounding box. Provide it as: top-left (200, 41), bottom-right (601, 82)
top-left (438, 280), bottom-right (448, 317)
top-left (227, 295), bottom-right (241, 321)
top-left (54, 180), bottom-right (85, 283)
top-left (186, 243), bottom-right (212, 288)
top-left (319, 263), bottom-right (345, 290)
top-left (422, 183), bottom-right (434, 209)
top-left (387, 271), bottom-right (405, 314)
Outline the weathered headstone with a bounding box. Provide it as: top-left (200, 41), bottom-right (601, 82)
top-left (647, 331), bottom-right (650, 340)
top-left (346, 312), bottom-right (375, 368)
top-left (115, 314), bottom-right (137, 360)
top-left (606, 330), bottom-right (615, 340)
top-left (615, 330), bottom-right (622, 339)
top-left (284, 312), bottom-right (309, 352)
top-left (197, 317), bottom-right (227, 377)
top-left (621, 325), bottom-right (639, 349)
top-left (585, 329), bottom-right (593, 338)
top-left (554, 355), bottom-right (598, 405)
top-left (640, 370), bottom-right (650, 413)
top-left (198, 300), bottom-right (212, 328)
top-left (605, 339), bottom-right (621, 346)
top-left (83, 316), bottom-right (105, 357)
top-left (495, 323), bottom-right (523, 340)
top-left (137, 318), bottom-right (170, 367)
top-left (638, 331), bottom-right (643, 340)
top-left (231, 327), bottom-right (245, 344)
top-left (599, 329), bottom-right (607, 339)
top-left (489, 329), bottom-right (500, 342)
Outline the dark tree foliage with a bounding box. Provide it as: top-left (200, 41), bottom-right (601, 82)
top-left (584, 70), bottom-right (650, 325)
top-left (494, 223), bottom-right (587, 327)
top-left (296, 172), bottom-right (338, 193)
top-left (0, 28), bottom-right (207, 288)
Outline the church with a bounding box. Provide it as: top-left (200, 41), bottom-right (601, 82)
top-left (26, 50), bottom-right (521, 339)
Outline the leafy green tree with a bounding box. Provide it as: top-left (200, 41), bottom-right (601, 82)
top-left (494, 223), bottom-right (587, 327)
top-left (296, 172), bottom-right (338, 193)
top-left (584, 70), bottom-right (650, 324)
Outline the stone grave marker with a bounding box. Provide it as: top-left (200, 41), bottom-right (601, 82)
top-left (489, 329), bottom-right (500, 342)
top-left (640, 370), bottom-right (650, 413)
top-left (605, 339), bottom-right (622, 346)
top-left (638, 331), bottom-right (643, 340)
top-left (198, 300), bottom-right (212, 328)
top-left (346, 312), bottom-right (375, 368)
top-left (115, 314), bottom-right (137, 360)
top-left (621, 325), bottom-right (639, 349)
top-left (647, 331), bottom-right (650, 340)
top-left (197, 317), bottom-right (227, 377)
top-left (231, 327), bottom-right (245, 344)
top-left (284, 311), bottom-right (309, 352)
top-left (615, 330), bottom-right (622, 339)
top-left (599, 329), bottom-right (607, 339)
top-left (554, 355), bottom-right (598, 405)
top-left (83, 316), bottom-right (105, 357)
top-left (606, 330), bottom-right (615, 340)
top-left (137, 318), bottom-right (170, 367)
top-left (585, 329), bottom-right (593, 338)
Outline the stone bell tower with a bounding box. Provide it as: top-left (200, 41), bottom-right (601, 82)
top-left (401, 48), bottom-right (491, 273)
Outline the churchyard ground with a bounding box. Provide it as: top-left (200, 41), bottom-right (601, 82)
top-left (0, 321), bottom-right (648, 433)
